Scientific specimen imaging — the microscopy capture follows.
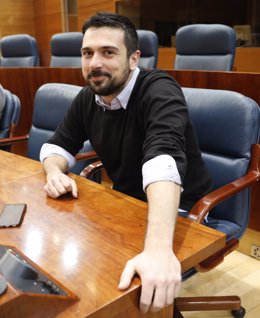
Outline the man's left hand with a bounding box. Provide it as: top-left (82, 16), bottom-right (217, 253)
top-left (118, 248), bottom-right (181, 313)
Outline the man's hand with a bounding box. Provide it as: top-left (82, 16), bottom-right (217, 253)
top-left (42, 155), bottom-right (78, 199)
top-left (44, 173), bottom-right (78, 198)
top-left (118, 248), bottom-right (181, 313)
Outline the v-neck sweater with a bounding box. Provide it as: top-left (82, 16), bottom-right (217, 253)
top-left (48, 68), bottom-right (212, 211)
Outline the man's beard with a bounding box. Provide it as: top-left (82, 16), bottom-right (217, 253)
top-left (86, 68), bottom-right (131, 96)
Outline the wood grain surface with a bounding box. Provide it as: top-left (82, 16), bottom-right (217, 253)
top-left (0, 151), bottom-right (225, 317)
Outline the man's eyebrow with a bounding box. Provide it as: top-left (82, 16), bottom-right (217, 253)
top-left (81, 45), bottom-right (120, 52)
top-left (81, 46), bottom-right (91, 51)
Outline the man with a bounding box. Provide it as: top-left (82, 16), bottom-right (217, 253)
top-left (40, 12), bottom-right (212, 313)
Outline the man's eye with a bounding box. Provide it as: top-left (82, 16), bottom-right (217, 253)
top-left (82, 51), bottom-right (92, 57)
top-left (104, 50), bottom-right (114, 56)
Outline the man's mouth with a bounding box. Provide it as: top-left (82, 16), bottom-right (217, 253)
top-left (91, 75), bottom-right (106, 82)
top-left (88, 70), bottom-right (111, 81)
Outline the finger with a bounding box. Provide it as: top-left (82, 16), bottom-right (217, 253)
top-left (52, 175), bottom-right (78, 197)
top-left (174, 279), bottom-right (182, 298)
top-left (51, 178), bottom-right (69, 195)
top-left (118, 260), bottom-right (136, 290)
top-left (139, 281), bottom-right (155, 313)
top-left (150, 285), bottom-right (167, 312)
top-left (68, 179), bottom-right (78, 198)
top-left (57, 175), bottom-right (78, 198)
top-left (165, 283), bottom-right (175, 306)
top-left (44, 183), bottom-right (61, 198)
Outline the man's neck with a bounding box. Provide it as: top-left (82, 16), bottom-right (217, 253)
top-left (101, 69), bottom-right (135, 105)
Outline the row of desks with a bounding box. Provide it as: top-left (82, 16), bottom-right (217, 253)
top-left (0, 67), bottom-right (259, 231)
top-left (1, 68), bottom-right (260, 136)
top-left (0, 150), bottom-right (226, 317)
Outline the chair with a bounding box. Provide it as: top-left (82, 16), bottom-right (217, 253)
top-left (0, 87), bottom-right (21, 151)
top-left (50, 32), bottom-right (83, 67)
top-left (80, 88), bottom-right (260, 318)
top-left (137, 30), bottom-right (158, 69)
top-left (0, 83), bottom-right (96, 175)
top-left (175, 88), bottom-right (260, 318)
top-left (0, 34), bottom-right (39, 67)
top-left (174, 24), bottom-right (236, 71)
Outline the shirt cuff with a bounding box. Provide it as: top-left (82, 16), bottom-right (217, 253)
top-left (39, 143), bottom-right (76, 169)
top-left (142, 154), bottom-right (182, 191)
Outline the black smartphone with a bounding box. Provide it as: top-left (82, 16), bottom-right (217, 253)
top-left (0, 204), bottom-right (27, 228)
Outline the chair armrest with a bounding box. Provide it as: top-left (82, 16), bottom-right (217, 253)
top-left (0, 134), bottom-right (29, 145)
top-left (80, 160), bottom-right (103, 178)
top-left (188, 144), bottom-right (260, 223)
top-left (75, 150), bottom-right (97, 161)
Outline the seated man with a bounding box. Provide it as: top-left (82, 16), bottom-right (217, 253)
top-left (40, 12), bottom-right (212, 314)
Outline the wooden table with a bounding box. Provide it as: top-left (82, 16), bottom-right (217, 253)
top-left (0, 151), bottom-right (226, 317)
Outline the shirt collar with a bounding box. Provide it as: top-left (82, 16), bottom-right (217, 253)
top-left (95, 67), bottom-right (140, 110)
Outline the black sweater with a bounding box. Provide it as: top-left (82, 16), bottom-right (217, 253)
top-left (48, 69), bottom-right (212, 211)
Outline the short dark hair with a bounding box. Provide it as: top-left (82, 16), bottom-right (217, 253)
top-left (82, 12), bottom-right (138, 58)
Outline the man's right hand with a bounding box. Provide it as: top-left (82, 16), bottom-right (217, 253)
top-left (44, 173), bottom-right (78, 199)
top-left (42, 155), bottom-right (78, 199)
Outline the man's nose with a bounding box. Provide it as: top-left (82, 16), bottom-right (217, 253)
top-left (89, 53), bottom-right (103, 69)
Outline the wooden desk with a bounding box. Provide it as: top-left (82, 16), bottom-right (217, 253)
top-left (158, 47), bottom-right (260, 73)
top-left (0, 68), bottom-right (85, 138)
top-left (0, 151), bottom-right (226, 318)
top-left (1, 67), bottom-right (260, 136)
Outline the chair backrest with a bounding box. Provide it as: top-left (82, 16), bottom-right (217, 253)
top-left (0, 34), bottom-right (39, 67)
top-left (0, 88), bottom-right (20, 139)
top-left (50, 32), bottom-right (83, 67)
top-left (28, 83), bottom-right (93, 174)
top-left (137, 30), bottom-right (158, 69)
top-left (182, 87), bottom-right (260, 239)
top-left (175, 24), bottom-right (236, 71)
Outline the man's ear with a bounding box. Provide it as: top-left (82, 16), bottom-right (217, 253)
top-left (129, 50), bottom-right (141, 70)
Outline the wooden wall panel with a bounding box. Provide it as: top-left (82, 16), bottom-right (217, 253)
top-left (32, 0), bottom-right (118, 65)
top-left (77, 0), bottom-right (117, 31)
top-left (0, 0), bottom-right (35, 37)
top-left (234, 47), bottom-right (260, 72)
top-left (34, 0), bottom-right (64, 66)
top-left (158, 48), bottom-right (176, 70)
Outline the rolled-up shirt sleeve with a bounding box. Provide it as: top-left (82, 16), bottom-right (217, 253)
top-left (40, 143), bottom-right (76, 169)
top-left (142, 154), bottom-right (182, 191)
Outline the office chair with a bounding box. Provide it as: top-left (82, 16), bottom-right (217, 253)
top-left (50, 32), bottom-right (83, 67)
top-left (0, 83), bottom-right (96, 175)
top-left (175, 88), bottom-right (260, 318)
top-left (0, 34), bottom-right (39, 67)
top-left (174, 24), bottom-right (236, 71)
top-left (137, 30), bottom-right (158, 69)
top-left (80, 88), bottom-right (260, 318)
top-left (0, 87), bottom-right (21, 151)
